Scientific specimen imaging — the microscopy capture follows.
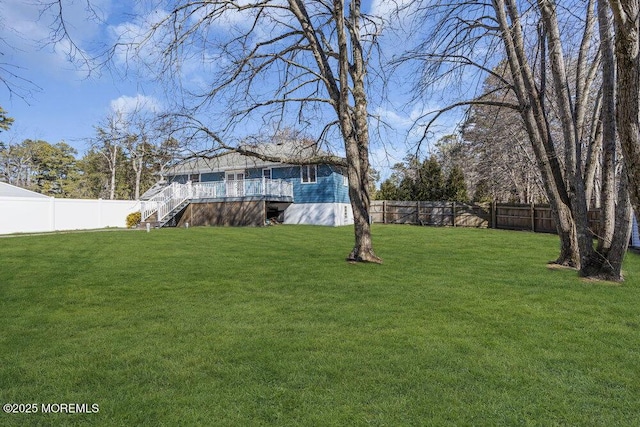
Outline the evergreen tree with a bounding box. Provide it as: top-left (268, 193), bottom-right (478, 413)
top-left (415, 156), bottom-right (445, 201)
top-left (377, 178), bottom-right (400, 200)
top-left (445, 165), bottom-right (468, 202)
top-left (398, 175), bottom-right (416, 200)
top-left (30, 140), bottom-right (79, 196)
top-left (73, 150), bottom-right (111, 198)
top-left (473, 179), bottom-right (492, 203)
top-left (0, 107), bottom-right (14, 132)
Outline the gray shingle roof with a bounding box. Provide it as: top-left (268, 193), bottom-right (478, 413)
top-left (164, 152), bottom-right (280, 175)
top-left (164, 140), bottom-right (334, 175)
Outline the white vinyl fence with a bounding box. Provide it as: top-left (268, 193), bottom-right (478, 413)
top-left (0, 197), bottom-right (140, 235)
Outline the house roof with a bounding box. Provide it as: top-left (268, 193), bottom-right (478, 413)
top-left (0, 182), bottom-right (50, 198)
top-left (164, 152), bottom-right (282, 175)
top-left (164, 140), bottom-right (340, 176)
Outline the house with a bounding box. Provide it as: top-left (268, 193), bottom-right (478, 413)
top-left (0, 181), bottom-right (50, 198)
top-left (140, 142), bottom-right (354, 227)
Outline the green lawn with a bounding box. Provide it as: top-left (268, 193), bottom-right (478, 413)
top-left (1, 225), bottom-right (639, 426)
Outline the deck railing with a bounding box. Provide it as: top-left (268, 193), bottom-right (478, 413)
top-left (193, 178), bottom-right (292, 199)
top-left (141, 182), bottom-right (191, 222)
top-left (141, 178), bottom-right (293, 221)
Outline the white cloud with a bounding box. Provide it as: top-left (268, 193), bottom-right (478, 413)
top-left (107, 8), bottom-right (171, 69)
top-left (110, 94), bottom-right (161, 115)
top-left (107, 6), bottom-right (235, 91)
top-left (375, 106), bottom-right (416, 129)
top-left (187, 0), bottom-right (260, 30)
top-left (367, 0), bottom-right (420, 31)
top-left (368, 99), bottom-right (465, 184)
top-left (0, 0), bottom-right (113, 75)
top-left (374, 104), bottom-right (435, 136)
top-left (373, 100), bottom-right (463, 146)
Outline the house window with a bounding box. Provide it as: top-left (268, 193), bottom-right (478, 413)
top-left (342, 174), bottom-right (348, 186)
top-left (263, 168), bottom-right (272, 179)
top-left (301, 165), bottom-right (317, 184)
top-left (189, 174), bottom-right (200, 183)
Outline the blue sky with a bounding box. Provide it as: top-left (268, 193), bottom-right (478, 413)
top-left (1, 0), bottom-right (162, 152)
top-left (0, 0), bottom-right (465, 178)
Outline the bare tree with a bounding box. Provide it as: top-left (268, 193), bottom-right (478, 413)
top-left (583, 0), bottom-right (633, 279)
top-left (90, 112), bottom-right (127, 200)
top-left (0, 141), bottom-right (37, 188)
top-left (113, 0), bottom-right (384, 262)
top-left (608, 0), bottom-right (640, 223)
top-left (536, 0), bottom-right (595, 271)
top-left (121, 109), bottom-right (160, 200)
top-left (403, 0), bottom-right (631, 279)
top-left (460, 69), bottom-right (546, 204)
top-left (1, 0), bottom-right (105, 100)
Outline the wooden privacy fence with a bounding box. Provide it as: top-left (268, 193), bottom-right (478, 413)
top-left (492, 203), bottom-right (602, 236)
top-left (371, 200), bottom-right (603, 236)
top-left (370, 201), bottom-right (490, 228)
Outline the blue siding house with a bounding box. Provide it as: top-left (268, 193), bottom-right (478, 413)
top-left (140, 142), bottom-right (354, 227)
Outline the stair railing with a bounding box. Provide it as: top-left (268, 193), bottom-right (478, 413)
top-left (141, 182), bottom-right (193, 222)
top-left (141, 200), bottom-right (159, 222)
top-left (157, 182), bottom-right (192, 221)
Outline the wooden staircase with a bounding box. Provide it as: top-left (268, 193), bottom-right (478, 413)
top-left (157, 200), bottom-right (190, 227)
top-left (141, 182), bottom-right (192, 228)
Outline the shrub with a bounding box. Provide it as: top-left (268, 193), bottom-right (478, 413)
top-left (126, 211), bottom-right (142, 228)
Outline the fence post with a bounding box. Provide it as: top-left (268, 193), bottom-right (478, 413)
top-left (452, 202), bottom-right (456, 227)
top-left (491, 201), bottom-right (497, 229)
top-left (49, 197), bottom-right (56, 232)
top-left (382, 200), bottom-right (386, 224)
top-left (530, 202), bottom-right (535, 232)
top-left (98, 197), bottom-right (103, 228)
top-left (416, 201), bottom-right (420, 225)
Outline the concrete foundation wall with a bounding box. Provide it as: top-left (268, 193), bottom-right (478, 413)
top-left (283, 202), bottom-right (353, 227)
top-left (177, 200), bottom-right (266, 227)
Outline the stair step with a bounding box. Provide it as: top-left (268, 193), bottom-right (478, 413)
top-left (158, 200), bottom-right (191, 228)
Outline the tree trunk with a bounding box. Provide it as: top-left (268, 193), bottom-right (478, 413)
top-left (333, 0), bottom-right (381, 263)
top-left (496, 0), bottom-right (581, 266)
top-left (584, 97), bottom-right (603, 209)
top-left (540, 0), bottom-right (594, 270)
top-left (584, 173), bottom-right (632, 280)
top-left (109, 146), bottom-right (118, 200)
top-left (598, 0), bottom-right (618, 255)
top-left (133, 154), bottom-right (143, 200)
top-left (135, 167), bottom-right (142, 200)
top-left (345, 147), bottom-right (379, 262)
top-left (551, 202), bottom-right (581, 267)
top-left (581, 0), bottom-right (633, 281)
top-left (610, 0), bottom-right (640, 219)
top-left (608, 172), bottom-right (633, 277)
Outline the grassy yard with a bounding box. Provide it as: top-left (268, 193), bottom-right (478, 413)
top-left (1, 225), bottom-right (639, 426)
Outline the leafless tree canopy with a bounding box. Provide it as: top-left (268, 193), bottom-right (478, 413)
top-left (0, 0), bottom-right (108, 100)
top-left (109, 0), bottom-right (386, 262)
top-left (394, 0), bottom-right (632, 280)
top-left (111, 1), bottom-right (379, 150)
